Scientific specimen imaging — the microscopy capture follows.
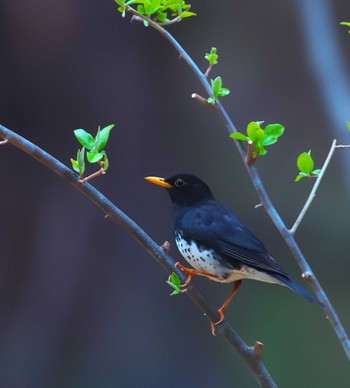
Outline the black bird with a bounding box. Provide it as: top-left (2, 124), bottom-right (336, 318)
top-left (145, 173), bottom-right (317, 334)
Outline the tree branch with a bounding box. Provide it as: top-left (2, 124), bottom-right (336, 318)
top-left (123, 8), bottom-right (350, 361)
top-left (0, 123), bottom-right (277, 388)
top-left (290, 139), bottom-right (337, 234)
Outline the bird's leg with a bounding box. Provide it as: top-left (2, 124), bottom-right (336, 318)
top-left (175, 262), bottom-right (221, 288)
top-left (210, 280), bottom-right (242, 335)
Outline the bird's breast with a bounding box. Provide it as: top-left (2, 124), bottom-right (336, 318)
top-left (175, 232), bottom-right (232, 281)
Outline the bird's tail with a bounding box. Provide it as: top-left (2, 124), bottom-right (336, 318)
top-left (272, 273), bottom-right (319, 304)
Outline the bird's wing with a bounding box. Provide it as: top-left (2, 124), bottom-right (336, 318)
top-left (180, 200), bottom-right (288, 277)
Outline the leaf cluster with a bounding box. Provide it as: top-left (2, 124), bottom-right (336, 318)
top-left (114, 0), bottom-right (196, 26)
top-left (165, 272), bottom-right (182, 296)
top-left (295, 151), bottom-right (321, 182)
top-left (230, 121), bottom-right (284, 158)
top-left (71, 124), bottom-right (114, 178)
top-left (207, 76), bottom-right (230, 104)
top-left (205, 47), bottom-right (218, 66)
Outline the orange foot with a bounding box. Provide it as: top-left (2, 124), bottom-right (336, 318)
top-left (210, 280), bottom-right (242, 336)
top-left (175, 262), bottom-right (221, 288)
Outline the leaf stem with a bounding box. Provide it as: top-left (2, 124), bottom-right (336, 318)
top-left (191, 93), bottom-right (217, 109)
top-left (79, 167), bottom-right (106, 183)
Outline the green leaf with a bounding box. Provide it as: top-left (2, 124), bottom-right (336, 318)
top-left (340, 21), bottom-right (350, 33)
top-left (71, 147), bottom-right (85, 177)
top-left (247, 122), bottom-right (264, 142)
top-left (171, 272), bottom-right (181, 287)
top-left (295, 174), bottom-right (305, 182)
top-left (297, 151), bottom-right (314, 174)
top-left (211, 76), bottom-right (222, 98)
top-left (262, 135), bottom-right (278, 146)
top-left (205, 47), bottom-right (218, 65)
top-left (96, 124), bottom-right (114, 151)
top-left (71, 158), bottom-right (80, 173)
top-left (102, 155), bottom-right (109, 171)
top-left (347, 121), bottom-right (350, 131)
top-left (74, 129), bottom-right (95, 149)
top-left (87, 151), bottom-right (104, 163)
top-left (312, 169), bottom-right (321, 176)
top-left (180, 11), bottom-right (196, 19)
top-left (230, 132), bottom-right (249, 141)
top-left (165, 272), bottom-right (182, 296)
top-left (218, 87), bottom-right (230, 97)
top-left (207, 96), bottom-right (216, 104)
top-left (264, 123), bottom-right (285, 137)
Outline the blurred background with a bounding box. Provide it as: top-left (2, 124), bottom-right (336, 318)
top-left (1, 0), bottom-right (350, 387)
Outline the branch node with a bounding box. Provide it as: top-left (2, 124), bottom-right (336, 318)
top-left (130, 15), bottom-right (143, 24)
top-left (161, 240), bottom-right (171, 253)
top-left (191, 93), bottom-right (218, 110)
top-left (253, 341), bottom-right (264, 360)
top-left (302, 271), bottom-right (312, 281)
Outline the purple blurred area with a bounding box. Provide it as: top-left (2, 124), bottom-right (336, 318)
top-left (1, 1), bottom-right (350, 387)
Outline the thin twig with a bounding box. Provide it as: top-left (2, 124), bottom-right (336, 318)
top-left (335, 144), bottom-right (350, 149)
top-left (246, 140), bottom-right (256, 165)
top-left (0, 123), bottom-right (277, 388)
top-left (79, 167), bottom-right (106, 183)
top-left (0, 138), bottom-right (8, 145)
top-left (290, 139), bottom-right (337, 235)
top-left (191, 93), bottom-right (218, 109)
top-left (253, 341), bottom-right (264, 360)
top-left (123, 8), bottom-right (350, 361)
top-left (205, 64), bottom-right (213, 78)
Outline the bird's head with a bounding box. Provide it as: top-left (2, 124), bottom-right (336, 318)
top-left (145, 173), bottom-right (214, 207)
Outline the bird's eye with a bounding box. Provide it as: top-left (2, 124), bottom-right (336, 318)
top-left (175, 178), bottom-right (185, 187)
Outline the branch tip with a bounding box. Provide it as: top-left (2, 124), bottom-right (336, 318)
top-left (253, 341), bottom-right (264, 360)
top-left (302, 271), bottom-right (312, 280)
top-left (161, 240), bottom-right (171, 253)
top-left (0, 139), bottom-right (8, 145)
top-left (246, 140), bottom-right (256, 165)
top-left (191, 93), bottom-right (218, 110)
top-left (255, 203), bottom-right (263, 209)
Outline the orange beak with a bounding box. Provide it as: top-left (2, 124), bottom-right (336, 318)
top-left (145, 176), bottom-right (173, 189)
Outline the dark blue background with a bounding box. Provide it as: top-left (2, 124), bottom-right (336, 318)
top-left (1, 1), bottom-right (350, 387)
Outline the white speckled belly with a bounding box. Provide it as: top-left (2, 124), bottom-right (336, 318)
top-left (175, 234), bottom-right (282, 285)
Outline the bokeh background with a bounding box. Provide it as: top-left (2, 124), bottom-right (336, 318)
top-left (1, 0), bottom-right (350, 387)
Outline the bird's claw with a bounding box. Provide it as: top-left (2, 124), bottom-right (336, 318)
top-left (210, 309), bottom-right (225, 335)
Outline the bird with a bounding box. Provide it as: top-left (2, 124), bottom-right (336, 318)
top-left (145, 173), bottom-right (318, 334)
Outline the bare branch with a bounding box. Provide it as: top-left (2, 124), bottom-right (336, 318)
top-left (191, 93), bottom-right (218, 109)
top-left (79, 167), bottom-right (106, 183)
top-left (246, 140), bottom-right (256, 165)
top-left (253, 341), bottom-right (264, 360)
top-left (290, 139), bottom-right (337, 235)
